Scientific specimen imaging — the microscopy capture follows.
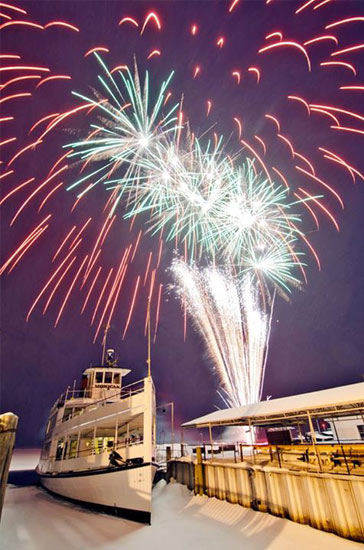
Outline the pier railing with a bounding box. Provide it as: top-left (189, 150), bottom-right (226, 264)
top-left (164, 440), bottom-right (364, 476)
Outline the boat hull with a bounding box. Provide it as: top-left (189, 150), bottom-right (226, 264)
top-left (37, 462), bottom-right (158, 524)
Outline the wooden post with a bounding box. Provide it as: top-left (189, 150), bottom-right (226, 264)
top-left (181, 427), bottom-right (185, 451)
top-left (171, 401), bottom-right (175, 457)
top-left (195, 447), bottom-right (204, 496)
top-left (209, 424), bottom-right (213, 460)
top-left (76, 431), bottom-right (81, 459)
top-left (248, 419), bottom-right (254, 444)
top-left (341, 445), bottom-right (350, 475)
top-left (307, 410), bottom-right (323, 472)
top-left (93, 425), bottom-right (97, 455)
top-left (166, 446), bottom-right (171, 462)
top-left (0, 413), bottom-right (18, 520)
top-left (114, 419), bottom-right (118, 450)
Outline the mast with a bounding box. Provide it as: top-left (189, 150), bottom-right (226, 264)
top-left (146, 298), bottom-right (151, 377)
top-left (101, 324), bottom-right (110, 366)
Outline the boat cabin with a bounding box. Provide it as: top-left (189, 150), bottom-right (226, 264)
top-left (58, 349), bottom-right (131, 424)
top-left (80, 348), bottom-right (130, 401)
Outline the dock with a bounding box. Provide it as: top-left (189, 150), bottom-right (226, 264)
top-left (1, 449), bottom-right (361, 550)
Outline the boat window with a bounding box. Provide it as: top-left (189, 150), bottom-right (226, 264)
top-left (113, 373), bottom-right (120, 385)
top-left (62, 407), bottom-right (73, 421)
top-left (41, 441), bottom-right (51, 460)
top-left (67, 435), bottom-right (79, 459)
top-left (94, 436), bottom-right (114, 454)
top-left (55, 439), bottom-right (64, 460)
top-left (46, 413), bottom-right (57, 435)
top-left (75, 407), bottom-right (85, 418)
top-left (117, 423), bottom-right (128, 446)
top-left (78, 429), bottom-right (94, 456)
top-left (117, 414), bottom-right (144, 447)
top-left (132, 415), bottom-right (144, 440)
top-left (94, 426), bottom-right (115, 454)
top-left (95, 371), bottom-right (103, 383)
top-left (81, 374), bottom-right (88, 390)
top-left (104, 372), bottom-right (112, 384)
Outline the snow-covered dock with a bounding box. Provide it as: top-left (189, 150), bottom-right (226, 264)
top-left (1, 451), bottom-right (361, 550)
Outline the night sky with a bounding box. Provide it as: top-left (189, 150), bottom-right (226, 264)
top-left (1, 0), bottom-right (364, 447)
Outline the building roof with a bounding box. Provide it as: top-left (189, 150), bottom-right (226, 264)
top-left (182, 382), bottom-right (364, 428)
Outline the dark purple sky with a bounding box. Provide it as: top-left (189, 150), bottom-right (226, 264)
top-left (1, 1), bottom-right (364, 446)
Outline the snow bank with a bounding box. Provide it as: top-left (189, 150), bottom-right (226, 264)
top-left (1, 478), bottom-right (361, 549)
top-left (9, 448), bottom-right (40, 471)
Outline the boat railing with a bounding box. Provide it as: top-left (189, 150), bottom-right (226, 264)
top-left (51, 438), bottom-right (144, 462)
top-left (58, 378), bottom-right (147, 424)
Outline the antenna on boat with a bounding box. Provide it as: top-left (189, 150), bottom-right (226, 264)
top-left (146, 298), bottom-right (151, 377)
top-left (101, 324), bottom-right (110, 366)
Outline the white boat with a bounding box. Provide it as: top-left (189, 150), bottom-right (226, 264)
top-left (37, 348), bottom-right (157, 523)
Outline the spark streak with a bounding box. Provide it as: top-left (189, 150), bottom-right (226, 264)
top-left (173, 261), bottom-right (271, 407)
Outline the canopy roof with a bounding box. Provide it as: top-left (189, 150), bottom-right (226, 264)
top-left (182, 382), bottom-right (364, 428)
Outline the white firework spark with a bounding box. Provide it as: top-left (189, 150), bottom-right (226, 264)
top-left (172, 259), bottom-right (273, 408)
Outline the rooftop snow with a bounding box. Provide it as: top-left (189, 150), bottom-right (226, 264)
top-left (182, 382), bottom-right (364, 428)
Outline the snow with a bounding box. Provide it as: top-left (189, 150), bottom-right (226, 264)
top-left (1, 478), bottom-right (361, 549)
top-left (9, 448), bottom-right (40, 471)
top-left (183, 381), bottom-right (364, 427)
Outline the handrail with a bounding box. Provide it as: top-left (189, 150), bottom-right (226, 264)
top-left (50, 376), bottom-right (154, 413)
top-left (48, 438), bottom-right (144, 463)
top-left (64, 377), bottom-right (146, 403)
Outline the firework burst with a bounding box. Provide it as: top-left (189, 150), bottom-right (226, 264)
top-left (65, 57), bottom-right (181, 210)
top-left (1, 1), bottom-right (364, 408)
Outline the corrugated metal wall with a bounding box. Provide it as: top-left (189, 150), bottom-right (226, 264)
top-left (168, 459), bottom-right (364, 542)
